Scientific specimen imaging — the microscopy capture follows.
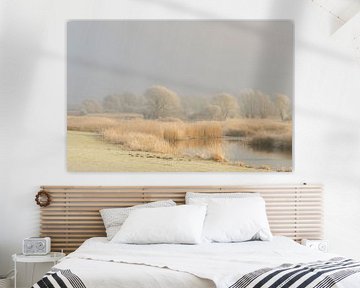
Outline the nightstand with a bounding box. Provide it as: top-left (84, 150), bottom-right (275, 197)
top-left (301, 239), bottom-right (328, 252)
top-left (12, 252), bottom-right (65, 288)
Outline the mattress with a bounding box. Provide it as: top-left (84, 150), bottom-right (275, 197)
top-left (36, 237), bottom-right (360, 288)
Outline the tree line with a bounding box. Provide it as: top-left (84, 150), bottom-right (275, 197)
top-left (79, 85), bottom-right (291, 121)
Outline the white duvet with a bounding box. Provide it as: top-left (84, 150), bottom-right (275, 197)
top-left (54, 237), bottom-right (360, 288)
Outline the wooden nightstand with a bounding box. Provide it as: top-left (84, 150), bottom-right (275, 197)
top-left (12, 252), bottom-right (65, 288)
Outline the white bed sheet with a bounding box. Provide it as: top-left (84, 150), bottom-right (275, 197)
top-left (54, 237), bottom-right (360, 288)
top-left (56, 258), bottom-right (214, 288)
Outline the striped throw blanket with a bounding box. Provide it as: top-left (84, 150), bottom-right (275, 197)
top-left (230, 258), bottom-right (360, 288)
top-left (32, 258), bottom-right (360, 288)
top-left (32, 268), bottom-right (86, 288)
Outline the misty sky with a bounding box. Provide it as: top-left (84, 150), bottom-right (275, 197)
top-left (67, 21), bottom-right (293, 105)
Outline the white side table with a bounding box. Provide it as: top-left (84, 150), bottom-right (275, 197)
top-left (12, 252), bottom-right (65, 288)
top-left (301, 239), bottom-right (328, 252)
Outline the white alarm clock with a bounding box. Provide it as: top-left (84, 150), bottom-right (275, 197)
top-left (301, 239), bottom-right (328, 252)
top-left (23, 237), bottom-right (51, 255)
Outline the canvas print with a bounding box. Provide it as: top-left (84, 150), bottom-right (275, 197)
top-left (67, 21), bottom-right (293, 172)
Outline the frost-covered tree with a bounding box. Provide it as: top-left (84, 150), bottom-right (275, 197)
top-left (275, 94), bottom-right (291, 121)
top-left (144, 85), bottom-right (181, 119)
top-left (81, 99), bottom-right (102, 114)
top-left (102, 92), bottom-right (139, 113)
top-left (211, 93), bottom-right (238, 120)
top-left (239, 89), bottom-right (274, 119)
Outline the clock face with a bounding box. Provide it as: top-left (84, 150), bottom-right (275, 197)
top-left (36, 241), bottom-right (45, 250)
top-left (318, 242), bottom-right (327, 252)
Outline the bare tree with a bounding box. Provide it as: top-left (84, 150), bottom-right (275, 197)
top-left (144, 85), bottom-right (181, 119)
top-left (239, 90), bottom-right (274, 119)
top-left (205, 104), bottom-right (222, 120)
top-left (81, 99), bottom-right (102, 114)
top-left (239, 90), bottom-right (257, 118)
top-left (275, 94), bottom-right (291, 121)
top-left (103, 93), bottom-right (139, 113)
top-left (191, 104), bottom-right (222, 120)
top-left (182, 95), bottom-right (207, 119)
top-left (257, 92), bottom-right (274, 119)
top-left (211, 93), bottom-right (238, 120)
top-left (102, 95), bottom-right (121, 112)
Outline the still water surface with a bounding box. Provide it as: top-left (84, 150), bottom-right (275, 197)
top-left (174, 139), bottom-right (292, 169)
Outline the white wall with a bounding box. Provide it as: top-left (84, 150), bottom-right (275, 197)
top-left (1, 0), bottom-right (360, 285)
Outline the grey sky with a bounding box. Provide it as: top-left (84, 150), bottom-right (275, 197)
top-left (67, 20), bottom-right (293, 105)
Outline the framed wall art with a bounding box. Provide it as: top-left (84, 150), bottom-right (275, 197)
top-left (67, 20), bottom-right (293, 172)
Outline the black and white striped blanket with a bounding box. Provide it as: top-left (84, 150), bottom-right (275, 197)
top-left (32, 258), bottom-right (360, 288)
top-left (32, 268), bottom-right (86, 288)
top-left (229, 257), bottom-right (360, 288)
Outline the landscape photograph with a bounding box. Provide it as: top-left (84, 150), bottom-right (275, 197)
top-left (67, 21), bottom-right (293, 172)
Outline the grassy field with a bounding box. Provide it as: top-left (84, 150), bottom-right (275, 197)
top-left (67, 115), bottom-right (292, 171)
top-left (67, 131), bottom-right (261, 172)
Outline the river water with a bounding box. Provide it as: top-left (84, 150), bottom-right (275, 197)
top-left (175, 138), bottom-right (292, 170)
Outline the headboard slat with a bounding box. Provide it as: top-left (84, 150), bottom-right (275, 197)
top-left (40, 184), bottom-right (323, 253)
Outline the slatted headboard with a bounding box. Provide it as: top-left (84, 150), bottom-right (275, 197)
top-left (39, 184), bottom-right (323, 253)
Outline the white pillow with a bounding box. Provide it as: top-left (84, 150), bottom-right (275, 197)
top-left (100, 200), bottom-right (176, 240)
top-left (111, 205), bottom-right (207, 244)
top-left (202, 197), bottom-right (272, 243)
top-left (186, 192), bottom-right (259, 205)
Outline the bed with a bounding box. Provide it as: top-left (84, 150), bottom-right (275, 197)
top-left (33, 185), bottom-right (360, 288)
top-left (33, 236), bottom-right (360, 288)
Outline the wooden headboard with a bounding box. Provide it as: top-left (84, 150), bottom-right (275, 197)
top-left (39, 184), bottom-right (323, 253)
